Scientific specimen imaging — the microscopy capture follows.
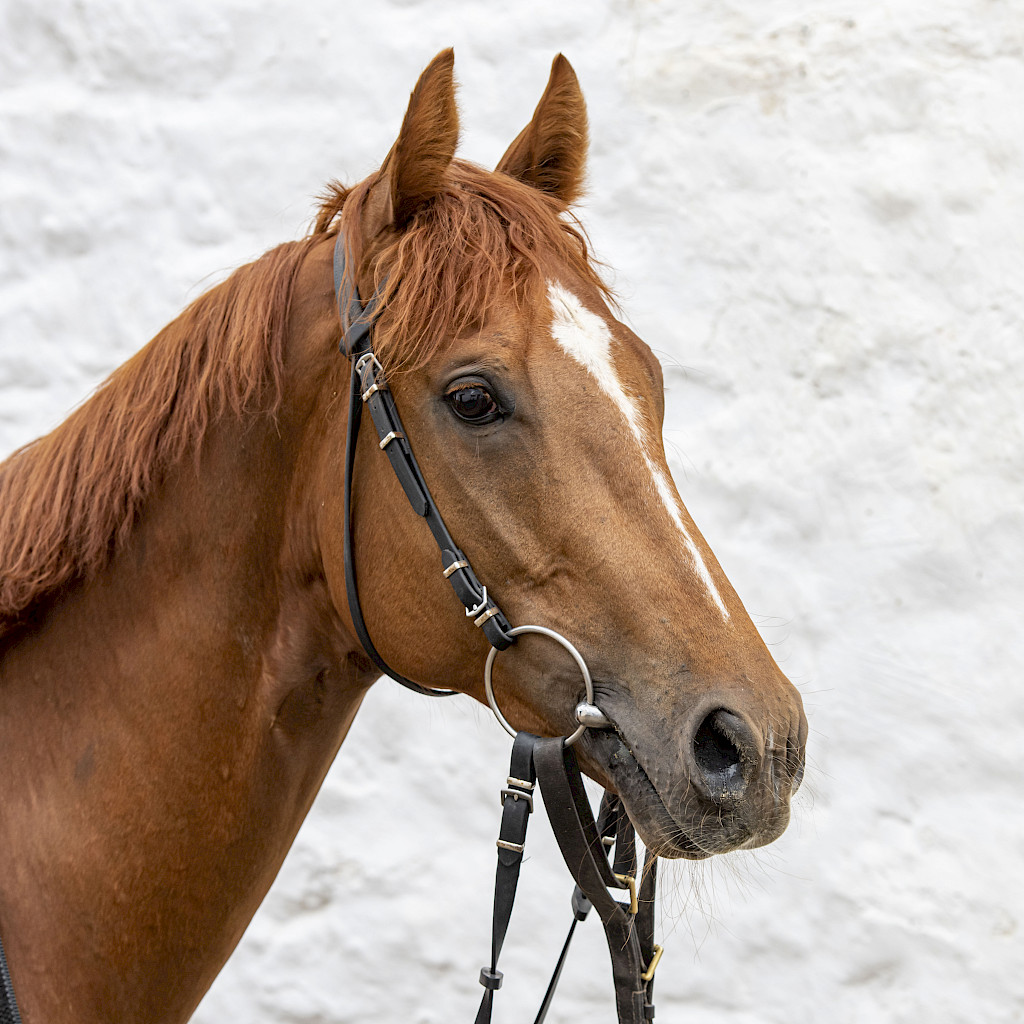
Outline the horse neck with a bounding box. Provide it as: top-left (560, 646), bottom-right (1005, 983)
top-left (0, 240), bottom-right (372, 1024)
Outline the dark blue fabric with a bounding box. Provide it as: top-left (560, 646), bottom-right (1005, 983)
top-left (0, 930), bottom-right (23, 1024)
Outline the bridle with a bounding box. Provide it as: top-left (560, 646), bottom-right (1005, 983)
top-left (335, 230), bottom-right (664, 1023)
top-left (0, 229), bottom-right (668, 1024)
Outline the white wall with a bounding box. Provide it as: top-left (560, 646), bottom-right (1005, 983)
top-left (2, 1), bottom-right (1022, 1021)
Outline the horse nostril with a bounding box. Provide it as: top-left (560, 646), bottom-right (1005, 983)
top-left (690, 709), bottom-right (759, 804)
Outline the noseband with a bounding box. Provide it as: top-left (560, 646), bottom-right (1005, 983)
top-left (334, 231), bottom-right (664, 1023)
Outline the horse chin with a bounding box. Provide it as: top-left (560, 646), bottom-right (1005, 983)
top-left (579, 726), bottom-right (791, 862)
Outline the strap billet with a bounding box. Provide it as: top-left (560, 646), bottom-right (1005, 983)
top-left (475, 732), bottom-right (538, 1024)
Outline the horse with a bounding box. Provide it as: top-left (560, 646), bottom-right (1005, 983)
top-left (0, 50), bottom-right (807, 1024)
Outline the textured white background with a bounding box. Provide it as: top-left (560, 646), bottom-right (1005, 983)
top-left (2, 1), bottom-right (1023, 1022)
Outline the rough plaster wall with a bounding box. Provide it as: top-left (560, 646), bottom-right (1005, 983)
top-left (1, 1), bottom-right (1022, 1022)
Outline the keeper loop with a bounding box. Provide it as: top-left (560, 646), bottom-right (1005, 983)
top-left (479, 967), bottom-right (503, 991)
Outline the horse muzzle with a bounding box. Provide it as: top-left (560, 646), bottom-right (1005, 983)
top-left (580, 690), bottom-right (807, 860)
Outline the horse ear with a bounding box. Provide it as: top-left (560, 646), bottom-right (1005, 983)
top-left (496, 54), bottom-right (588, 208)
top-left (364, 48), bottom-right (460, 237)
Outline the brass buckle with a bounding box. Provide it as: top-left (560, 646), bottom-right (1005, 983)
top-left (641, 944), bottom-right (664, 982)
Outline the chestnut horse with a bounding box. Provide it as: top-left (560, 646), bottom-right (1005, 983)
top-left (0, 51), bottom-right (806, 1023)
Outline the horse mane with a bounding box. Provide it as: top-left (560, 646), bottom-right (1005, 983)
top-left (0, 239), bottom-right (310, 636)
top-left (0, 157), bottom-right (610, 635)
top-left (314, 158), bottom-right (612, 373)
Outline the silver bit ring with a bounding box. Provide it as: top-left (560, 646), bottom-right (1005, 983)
top-left (484, 625), bottom-right (605, 747)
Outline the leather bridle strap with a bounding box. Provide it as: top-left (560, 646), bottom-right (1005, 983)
top-left (474, 732), bottom-right (539, 1024)
top-left (335, 231), bottom-right (514, 696)
top-left (478, 735), bottom-right (660, 1024)
top-left (533, 738), bottom-right (659, 1023)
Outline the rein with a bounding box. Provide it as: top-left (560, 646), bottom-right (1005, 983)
top-left (334, 231), bottom-right (663, 1022)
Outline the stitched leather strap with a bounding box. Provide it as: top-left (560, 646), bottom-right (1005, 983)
top-left (335, 230), bottom-right (513, 697)
top-left (476, 734), bottom-right (660, 1024)
top-left (534, 738), bottom-right (658, 1023)
top-left (474, 732), bottom-right (538, 1024)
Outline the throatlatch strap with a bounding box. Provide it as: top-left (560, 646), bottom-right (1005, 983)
top-left (342, 348), bottom-right (455, 697)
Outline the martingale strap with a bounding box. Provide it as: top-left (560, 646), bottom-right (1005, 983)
top-left (478, 735), bottom-right (661, 1024)
top-left (335, 232), bottom-right (514, 696)
top-left (533, 739), bottom-right (659, 1024)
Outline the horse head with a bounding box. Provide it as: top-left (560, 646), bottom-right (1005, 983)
top-left (312, 50), bottom-right (807, 860)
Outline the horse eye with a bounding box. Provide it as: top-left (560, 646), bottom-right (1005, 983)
top-left (445, 382), bottom-right (502, 425)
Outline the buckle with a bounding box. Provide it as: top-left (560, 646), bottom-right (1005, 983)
top-left (465, 587), bottom-right (489, 619)
top-left (353, 352), bottom-right (383, 380)
top-left (641, 944), bottom-right (664, 983)
top-left (500, 775), bottom-right (534, 812)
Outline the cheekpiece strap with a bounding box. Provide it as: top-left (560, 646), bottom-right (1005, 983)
top-left (334, 231), bottom-right (382, 355)
top-left (334, 230), bottom-right (514, 672)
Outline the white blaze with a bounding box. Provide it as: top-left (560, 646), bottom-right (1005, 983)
top-left (547, 281), bottom-right (730, 621)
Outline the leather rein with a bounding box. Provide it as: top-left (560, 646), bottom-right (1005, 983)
top-left (334, 230), bottom-right (663, 1023)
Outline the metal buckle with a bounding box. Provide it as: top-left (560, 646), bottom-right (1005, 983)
top-left (641, 944), bottom-right (664, 982)
top-left (496, 838), bottom-right (525, 853)
top-left (466, 587), bottom-right (489, 618)
top-left (500, 777), bottom-right (534, 812)
top-left (378, 430), bottom-right (405, 450)
top-left (614, 873), bottom-right (638, 915)
top-left (354, 352), bottom-right (383, 379)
